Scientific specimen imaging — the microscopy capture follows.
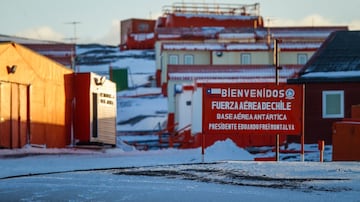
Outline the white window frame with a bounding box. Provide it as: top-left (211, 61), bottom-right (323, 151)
top-left (241, 53), bottom-right (251, 64)
top-left (184, 54), bottom-right (194, 64)
top-left (322, 90), bottom-right (344, 118)
top-left (297, 53), bottom-right (308, 65)
top-left (169, 54), bottom-right (179, 64)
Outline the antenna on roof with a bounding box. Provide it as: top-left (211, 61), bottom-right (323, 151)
top-left (266, 17), bottom-right (276, 45)
top-left (65, 21), bottom-right (81, 44)
top-left (64, 21), bottom-right (80, 72)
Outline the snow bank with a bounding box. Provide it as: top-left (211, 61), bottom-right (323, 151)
top-left (205, 139), bottom-right (254, 161)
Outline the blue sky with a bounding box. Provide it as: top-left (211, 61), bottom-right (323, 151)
top-left (1, 0), bottom-right (359, 45)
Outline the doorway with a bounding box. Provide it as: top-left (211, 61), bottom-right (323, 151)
top-left (0, 82), bottom-right (30, 148)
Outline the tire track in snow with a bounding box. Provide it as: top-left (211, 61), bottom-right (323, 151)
top-left (0, 162), bottom-right (351, 193)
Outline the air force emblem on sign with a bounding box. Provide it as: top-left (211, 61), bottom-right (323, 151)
top-left (285, 88), bottom-right (295, 99)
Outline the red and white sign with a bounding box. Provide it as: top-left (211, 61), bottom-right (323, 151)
top-left (201, 83), bottom-right (303, 135)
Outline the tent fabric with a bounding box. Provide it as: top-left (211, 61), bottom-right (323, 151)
top-left (0, 42), bottom-right (73, 148)
top-left (0, 42), bottom-right (73, 85)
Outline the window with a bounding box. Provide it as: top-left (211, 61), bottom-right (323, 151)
top-left (322, 90), bottom-right (344, 118)
top-left (297, 54), bottom-right (308, 65)
top-left (138, 23), bottom-right (149, 32)
top-left (241, 53), bottom-right (251, 64)
top-left (184, 54), bottom-right (194, 64)
top-left (174, 84), bottom-right (183, 94)
top-left (169, 55), bottom-right (179, 64)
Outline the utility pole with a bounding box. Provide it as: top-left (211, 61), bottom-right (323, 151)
top-left (266, 17), bottom-right (275, 45)
top-left (274, 38), bottom-right (282, 161)
top-left (65, 21), bottom-right (80, 148)
top-left (274, 39), bottom-right (281, 85)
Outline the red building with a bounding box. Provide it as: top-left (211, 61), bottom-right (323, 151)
top-left (288, 31), bottom-right (360, 144)
top-left (120, 2), bottom-right (263, 50)
top-left (120, 19), bottom-right (156, 50)
top-left (160, 2), bottom-right (262, 28)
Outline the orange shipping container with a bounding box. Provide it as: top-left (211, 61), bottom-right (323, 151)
top-left (332, 121), bottom-right (360, 161)
top-left (351, 105), bottom-right (360, 119)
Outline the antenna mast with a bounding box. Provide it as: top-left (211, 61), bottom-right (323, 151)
top-left (65, 21), bottom-right (81, 44)
top-left (65, 21), bottom-right (81, 72)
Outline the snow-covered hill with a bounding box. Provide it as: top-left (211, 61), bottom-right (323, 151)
top-left (76, 44), bottom-right (168, 139)
top-left (76, 44), bottom-right (156, 88)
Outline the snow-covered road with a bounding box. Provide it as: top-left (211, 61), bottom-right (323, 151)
top-left (1, 160), bottom-right (359, 202)
top-left (0, 141), bottom-right (359, 202)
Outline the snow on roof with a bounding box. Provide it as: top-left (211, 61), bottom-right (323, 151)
top-left (278, 42), bottom-right (323, 50)
top-left (169, 67), bottom-right (299, 80)
top-left (156, 27), bottom-right (344, 42)
top-left (163, 43), bottom-right (224, 50)
top-left (218, 32), bottom-right (255, 39)
top-left (293, 31), bottom-right (360, 82)
top-left (130, 33), bottom-right (155, 41)
top-left (157, 34), bottom-right (182, 39)
top-left (271, 31), bottom-right (331, 38)
top-left (201, 27), bottom-right (226, 34)
top-left (255, 27), bottom-right (346, 39)
top-left (195, 78), bottom-right (288, 83)
top-left (162, 42), bottom-right (321, 51)
top-left (226, 43), bottom-right (268, 50)
top-left (301, 71), bottom-right (360, 78)
top-left (0, 34), bottom-right (63, 44)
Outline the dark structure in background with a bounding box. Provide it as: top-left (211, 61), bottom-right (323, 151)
top-left (288, 31), bottom-right (360, 144)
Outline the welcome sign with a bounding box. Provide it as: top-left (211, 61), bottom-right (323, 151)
top-left (201, 83), bottom-right (304, 135)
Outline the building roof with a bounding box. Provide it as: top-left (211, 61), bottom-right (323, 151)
top-left (156, 26), bottom-right (347, 41)
top-left (0, 42), bottom-right (73, 85)
top-left (162, 41), bottom-right (322, 51)
top-left (0, 34), bottom-right (75, 67)
top-left (289, 31), bottom-right (360, 83)
top-left (168, 65), bottom-right (302, 82)
top-left (0, 34), bottom-right (63, 44)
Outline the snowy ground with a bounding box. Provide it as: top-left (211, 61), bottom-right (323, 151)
top-left (76, 45), bottom-right (167, 133)
top-left (0, 46), bottom-right (359, 201)
top-left (0, 141), bottom-right (359, 201)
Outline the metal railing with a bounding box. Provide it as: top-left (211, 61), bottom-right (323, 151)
top-left (162, 2), bottom-right (260, 16)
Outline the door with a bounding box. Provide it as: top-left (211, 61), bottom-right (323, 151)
top-left (0, 82), bottom-right (29, 148)
top-left (92, 93), bottom-right (98, 138)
